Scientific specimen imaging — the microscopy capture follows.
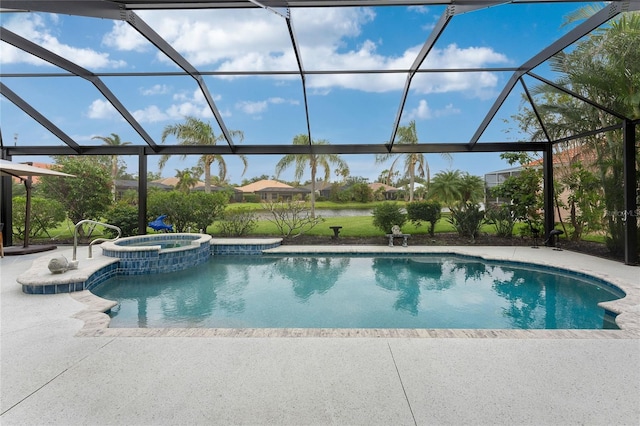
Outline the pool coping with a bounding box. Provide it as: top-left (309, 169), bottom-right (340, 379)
top-left (64, 244), bottom-right (640, 339)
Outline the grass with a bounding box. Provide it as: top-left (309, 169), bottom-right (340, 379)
top-left (25, 208), bottom-right (607, 245)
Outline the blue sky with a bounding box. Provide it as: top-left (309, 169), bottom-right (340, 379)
top-left (0, 3), bottom-right (597, 184)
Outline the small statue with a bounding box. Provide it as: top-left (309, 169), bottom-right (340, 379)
top-left (391, 225), bottom-right (402, 235)
top-left (48, 255), bottom-right (69, 274)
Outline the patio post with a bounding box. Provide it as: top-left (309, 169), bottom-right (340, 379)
top-left (543, 145), bottom-right (555, 246)
top-left (0, 153), bottom-right (12, 247)
top-left (623, 119), bottom-right (638, 265)
top-left (138, 149), bottom-right (148, 235)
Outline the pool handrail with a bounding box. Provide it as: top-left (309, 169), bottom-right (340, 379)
top-left (73, 219), bottom-right (121, 261)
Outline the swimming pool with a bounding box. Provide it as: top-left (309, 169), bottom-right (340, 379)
top-left (92, 255), bottom-right (624, 330)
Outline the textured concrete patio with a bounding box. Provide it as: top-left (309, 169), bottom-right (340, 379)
top-left (1, 245), bottom-right (639, 425)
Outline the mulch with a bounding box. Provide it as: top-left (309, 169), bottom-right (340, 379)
top-left (281, 232), bottom-right (621, 262)
top-left (23, 232), bottom-right (622, 262)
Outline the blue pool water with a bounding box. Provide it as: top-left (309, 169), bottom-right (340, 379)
top-left (125, 239), bottom-right (190, 249)
top-left (93, 255), bottom-right (623, 329)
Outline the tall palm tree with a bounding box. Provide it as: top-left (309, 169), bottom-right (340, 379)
top-left (91, 133), bottom-right (131, 201)
top-left (429, 170), bottom-right (462, 208)
top-left (275, 134), bottom-right (349, 217)
top-left (375, 120), bottom-right (451, 202)
top-left (159, 116), bottom-right (248, 192)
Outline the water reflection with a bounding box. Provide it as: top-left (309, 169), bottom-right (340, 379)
top-left (270, 256), bottom-right (350, 301)
top-left (372, 258), bottom-right (423, 315)
top-left (95, 255), bottom-right (620, 329)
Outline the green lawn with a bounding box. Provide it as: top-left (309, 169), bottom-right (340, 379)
top-left (24, 208), bottom-right (606, 245)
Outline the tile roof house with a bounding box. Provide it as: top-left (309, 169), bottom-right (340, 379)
top-left (368, 182), bottom-right (399, 200)
top-left (238, 179), bottom-right (310, 201)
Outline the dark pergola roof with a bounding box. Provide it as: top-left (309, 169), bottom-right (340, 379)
top-left (1, 0), bottom-right (638, 263)
top-left (1, 0), bottom-right (638, 157)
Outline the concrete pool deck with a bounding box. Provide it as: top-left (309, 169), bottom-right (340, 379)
top-left (1, 245), bottom-right (639, 425)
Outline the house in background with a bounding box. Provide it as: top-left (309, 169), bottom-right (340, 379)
top-left (483, 146), bottom-right (597, 220)
top-left (238, 179), bottom-right (310, 201)
top-left (368, 182), bottom-right (399, 200)
top-left (302, 181), bottom-right (335, 199)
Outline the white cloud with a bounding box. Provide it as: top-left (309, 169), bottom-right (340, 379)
top-left (102, 21), bottom-right (149, 52)
top-left (141, 84), bottom-right (171, 96)
top-left (237, 100), bottom-right (268, 115)
top-left (87, 99), bottom-right (119, 119)
top-left (404, 100), bottom-right (461, 121)
top-left (1, 14), bottom-right (126, 69)
top-left (132, 105), bottom-right (168, 123)
top-left (236, 97), bottom-right (300, 116)
top-left (101, 8), bottom-right (508, 98)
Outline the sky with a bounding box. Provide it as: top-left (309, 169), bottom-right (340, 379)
top-left (0, 2), bottom-right (599, 185)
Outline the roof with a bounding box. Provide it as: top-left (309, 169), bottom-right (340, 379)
top-left (151, 177), bottom-right (205, 188)
top-left (369, 182), bottom-right (398, 192)
top-left (1, 1), bottom-right (635, 160)
top-left (238, 179), bottom-right (293, 193)
top-left (255, 186), bottom-right (310, 193)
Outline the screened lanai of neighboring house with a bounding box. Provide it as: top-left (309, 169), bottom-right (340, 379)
top-left (1, 0), bottom-right (638, 264)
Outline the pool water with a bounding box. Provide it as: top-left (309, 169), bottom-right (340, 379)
top-left (126, 240), bottom-right (189, 249)
top-left (93, 255), bottom-right (623, 329)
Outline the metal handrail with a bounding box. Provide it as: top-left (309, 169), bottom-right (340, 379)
top-left (73, 219), bottom-right (121, 261)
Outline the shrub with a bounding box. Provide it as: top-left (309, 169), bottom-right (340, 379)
top-left (104, 202), bottom-right (139, 237)
top-left (217, 209), bottom-right (258, 237)
top-left (148, 190), bottom-right (228, 232)
top-left (349, 183), bottom-right (374, 203)
top-left (485, 204), bottom-right (515, 238)
top-left (12, 196), bottom-right (66, 240)
top-left (262, 199), bottom-right (323, 238)
top-left (330, 184), bottom-right (351, 202)
top-left (372, 202), bottom-right (407, 234)
top-left (449, 203), bottom-right (484, 240)
top-left (243, 194), bottom-right (261, 203)
top-left (189, 191), bottom-right (229, 233)
top-left (407, 201), bottom-right (441, 236)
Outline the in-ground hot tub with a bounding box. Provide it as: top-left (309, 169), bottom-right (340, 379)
top-left (101, 233), bottom-right (212, 275)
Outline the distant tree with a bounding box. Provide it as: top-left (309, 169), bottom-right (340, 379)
top-left (350, 183), bottom-right (374, 203)
top-left (240, 174), bottom-right (271, 186)
top-left (146, 171), bottom-right (162, 181)
top-left (91, 133), bottom-right (132, 201)
top-left (174, 168), bottom-right (201, 193)
top-left (376, 120), bottom-right (451, 202)
top-left (160, 116), bottom-right (248, 192)
top-left (39, 156), bottom-right (111, 236)
top-left (377, 169), bottom-right (400, 187)
top-left (459, 173), bottom-right (485, 205)
top-left (275, 134), bottom-right (349, 217)
top-left (334, 165), bottom-right (350, 183)
top-left (428, 170), bottom-right (462, 208)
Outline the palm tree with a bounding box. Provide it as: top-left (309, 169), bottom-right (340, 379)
top-left (91, 133), bottom-right (131, 201)
top-left (275, 134), bottom-right (349, 217)
top-left (429, 170), bottom-right (462, 208)
top-left (174, 168), bottom-right (199, 193)
top-left (159, 116), bottom-right (248, 193)
top-left (375, 120), bottom-right (451, 202)
top-left (459, 173), bottom-right (485, 205)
